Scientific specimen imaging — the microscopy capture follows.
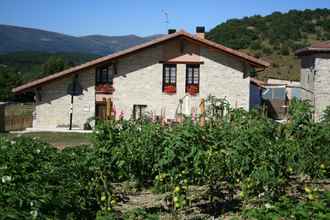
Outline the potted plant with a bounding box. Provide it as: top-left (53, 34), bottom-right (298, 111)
top-left (186, 85), bottom-right (199, 96)
top-left (96, 84), bottom-right (115, 94)
top-left (164, 85), bottom-right (176, 94)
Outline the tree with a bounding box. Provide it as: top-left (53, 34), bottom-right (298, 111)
top-left (280, 44), bottom-right (290, 55)
top-left (42, 56), bottom-right (66, 76)
top-left (0, 66), bottom-right (22, 101)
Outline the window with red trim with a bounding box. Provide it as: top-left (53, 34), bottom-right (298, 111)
top-left (186, 64), bottom-right (200, 95)
top-left (162, 64), bottom-right (177, 94)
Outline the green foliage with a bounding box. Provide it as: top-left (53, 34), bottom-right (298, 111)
top-left (123, 208), bottom-right (159, 220)
top-left (262, 46), bottom-right (272, 55)
top-left (0, 136), bottom-right (112, 219)
top-left (94, 98), bottom-right (330, 206)
top-left (321, 106), bottom-right (330, 123)
top-left (0, 51), bottom-right (98, 101)
top-left (206, 8), bottom-right (330, 81)
top-left (0, 66), bottom-right (22, 101)
top-left (242, 192), bottom-right (330, 220)
top-left (93, 120), bottom-right (165, 185)
top-left (280, 44), bottom-right (290, 55)
top-left (1, 98), bottom-right (330, 218)
top-left (42, 56), bottom-right (66, 75)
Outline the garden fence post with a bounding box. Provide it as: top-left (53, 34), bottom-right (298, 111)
top-left (106, 98), bottom-right (112, 120)
top-left (199, 98), bottom-right (206, 127)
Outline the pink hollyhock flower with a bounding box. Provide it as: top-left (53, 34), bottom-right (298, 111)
top-left (192, 111), bottom-right (196, 122)
top-left (119, 111), bottom-right (124, 120)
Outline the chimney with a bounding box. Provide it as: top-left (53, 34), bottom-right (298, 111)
top-left (168, 29), bottom-right (176, 34)
top-left (196, 26), bottom-right (205, 38)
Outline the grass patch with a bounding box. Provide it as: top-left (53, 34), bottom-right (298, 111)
top-left (0, 132), bottom-right (92, 148)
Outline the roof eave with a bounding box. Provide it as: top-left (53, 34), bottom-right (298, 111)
top-left (295, 47), bottom-right (330, 56)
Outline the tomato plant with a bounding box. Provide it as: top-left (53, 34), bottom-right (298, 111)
top-left (1, 97), bottom-right (330, 218)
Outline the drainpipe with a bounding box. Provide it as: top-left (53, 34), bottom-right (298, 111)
top-left (69, 95), bottom-right (73, 130)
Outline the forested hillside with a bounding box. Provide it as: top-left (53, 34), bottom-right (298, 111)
top-left (207, 8), bottom-right (330, 81)
top-left (2, 9), bottom-right (330, 101)
top-left (0, 52), bottom-right (99, 101)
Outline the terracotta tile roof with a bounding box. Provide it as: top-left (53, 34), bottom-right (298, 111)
top-left (310, 41), bottom-right (330, 49)
top-left (295, 41), bottom-right (330, 55)
top-left (13, 30), bottom-right (270, 93)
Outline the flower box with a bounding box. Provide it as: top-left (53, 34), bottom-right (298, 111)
top-left (96, 84), bottom-right (115, 94)
top-left (186, 84), bottom-right (199, 96)
top-left (163, 85), bottom-right (176, 94)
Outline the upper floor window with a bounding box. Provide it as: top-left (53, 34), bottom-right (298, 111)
top-left (96, 65), bottom-right (113, 84)
top-left (186, 64), bottom-right (200, 95)
top-left (163, 64), bottom-right (177, 94)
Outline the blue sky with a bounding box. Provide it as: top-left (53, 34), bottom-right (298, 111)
top-left (1, 0), bottom-right (329, 37)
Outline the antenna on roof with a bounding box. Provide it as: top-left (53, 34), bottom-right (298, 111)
top-left (161, 9), bottom-right (169, 33)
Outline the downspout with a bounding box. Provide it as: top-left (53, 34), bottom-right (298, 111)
top-left (69, 95), bottom-right (73, 130)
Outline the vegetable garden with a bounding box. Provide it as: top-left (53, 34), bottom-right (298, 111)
top-left (1, 97), bottom-right (329, 219)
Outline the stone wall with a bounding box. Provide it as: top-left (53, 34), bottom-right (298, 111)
top-left (111, 38), bottom-right (250, 120)
top-left (34, 68), bottom-right (95, 129)
top-left (314, 54), bottom-right (330, 120)
top-left (300, 55), bottom-right (315, 103)
top-left (34, 37), bottom-right (252, 128)
top-left (300, 53), bottom-right (330, 121)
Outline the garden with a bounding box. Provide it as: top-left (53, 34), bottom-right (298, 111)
top-left (1, 97), bottom-right (329, 219)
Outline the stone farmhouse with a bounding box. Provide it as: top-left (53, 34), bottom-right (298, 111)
top-left (13, 28), bottom-right (269, 130)
top-left (296, 41), bottom-right (330, 121)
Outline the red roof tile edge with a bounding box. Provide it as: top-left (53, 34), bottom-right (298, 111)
top-left (295, 41), bottom-right (330, 56)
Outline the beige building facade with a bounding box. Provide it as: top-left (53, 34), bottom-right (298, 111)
top-left (13, 30), bottom-right (269, 130)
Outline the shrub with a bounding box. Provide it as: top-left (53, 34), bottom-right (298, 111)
top-left (0, 137), bottom-right (111, 219)
top-left (243, 192), bottom-right (330, 220)
top-left (1, 98), bottom-right (330, 218)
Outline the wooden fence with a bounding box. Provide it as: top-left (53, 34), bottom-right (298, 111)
top-left (0, 103), bottom-right (34, 132)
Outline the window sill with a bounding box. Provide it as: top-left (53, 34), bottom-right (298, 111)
top-left (163, 91), bottom-right (176, 95)
top-left (186, 92), bottom-right (199, 96)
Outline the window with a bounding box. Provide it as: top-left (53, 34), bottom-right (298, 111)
top-left (96, 65), bottom-right (113, 84)
top-left (133, 104), bottom-right (147, 120)
top-left (163, 64), bottom-right (177, 93)
top-left (186, 64), bottom-right (200, 94)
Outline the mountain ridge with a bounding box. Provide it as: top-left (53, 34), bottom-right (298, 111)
top-left (0, 24), bottom-right (162, 55)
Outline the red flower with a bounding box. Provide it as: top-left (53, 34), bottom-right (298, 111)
top-left (164, 85), bottom-right (176, 94)
top-left (96, 84), bottom-right (115, 94)
top-left (186, 84), bottom-right (199, 95)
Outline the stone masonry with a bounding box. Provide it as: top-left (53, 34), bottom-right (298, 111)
top-left (33, 37), bottom-right (253, 129)
top-left (34, 68), bottom-right (95, 129)
top-left (111, 38), bottom-right (251, 120)
top-left (299, 53), bottom-right (330, 121)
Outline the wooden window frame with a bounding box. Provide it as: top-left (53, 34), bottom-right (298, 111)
top-left (186, 64), bottom-right (200, 93)
top-left (162, 64), bottom-right (177, 92)
top-left (95, 101), bottom-right (106, 120)
top-left (96, 65), bottom-right (113, 85)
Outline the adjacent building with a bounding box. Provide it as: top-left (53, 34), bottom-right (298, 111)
top-left (262, 79), bottom-right (301, 120)
top-left (296, 41), bottom-right (330, 121)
